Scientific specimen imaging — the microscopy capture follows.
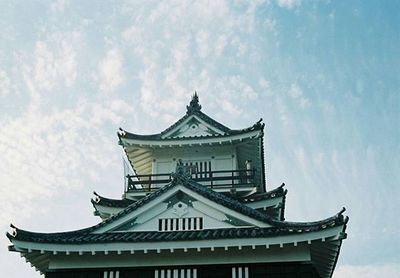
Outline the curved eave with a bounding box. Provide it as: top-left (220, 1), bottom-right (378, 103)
top-left (239, 184), bottom-right (286, 220)
top-left (118, 126), bottom-right (264, 147)
top-left (91, 193), bottom-right (135, 220)
top-left (6, 175), bottom-right (348, 244)
top-left (240, 184), bottom-right (287, 203)
top-left (7, 209), bottom-right (348, 245)
top-left (92, 193), bottom-right (135, 208)
top-left (7, 220), bottom-right (347, 245)
top-left (7, 219), bottom-right (347, 278)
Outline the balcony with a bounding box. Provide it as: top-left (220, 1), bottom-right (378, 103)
top-left (125, 169), bottom-right (256, 197)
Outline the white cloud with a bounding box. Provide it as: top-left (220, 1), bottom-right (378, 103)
top-left (196, 30), bottom-right (210, 58)
top-left (214, 34), bottom-right (228, 57)
top-left (0, 100), bottom-right (134, 225)
top-left (32, 32), bottom-right (80, 91)
top-left (288, 83), bottom-right (302, 98)
top-left (118, 0), bottom-right (267, 121)
top-left (275, 96), bottom-right (290, 126)
top-left (258, 77), bottom-right (274, 96)
top-left (334, 263), bottom-right (400, 278)
top-left (221, 99), bottom-right (243, 115)
top-left (299, 97), bottom-right (311, 108)
top-left (34, 41), bottom-right (56, 90)
top-left (50, 0), bottom-right (66, 12)
top-left (263, 18), bottom-right (277, 33)
top-left (97, 49), bottom-right (124, 92)
top-left (172, 37), bottom-right (189, 67)
top-left (0, 69), bottom-right (11, 97)
top-left (228, 76), bottom-right (258, 100)
top-left (122, 25), bottom-right (143, 43)
top-left (288, 83), bottom-right (311, 109)
top-left (276, 0), bottom-right (301, 9)
top-left (58, 39), bottom-right (77, 87)
top-left (231, 36), bottom-right (248, 57)
top-left (139, 68), bottom-right (159, 117)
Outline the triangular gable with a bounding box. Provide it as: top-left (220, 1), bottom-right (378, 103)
top-left (161, 114), bottom-right (226, 139)
top-left (110, 189), bottom-right (257, 232)
top-left (160, 93), bottom-right (231, 139)
top-left (93, 176), bottom-right (274, 234)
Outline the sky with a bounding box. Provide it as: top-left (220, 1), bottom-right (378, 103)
top-left (0, 0), bottom-right (399, 277)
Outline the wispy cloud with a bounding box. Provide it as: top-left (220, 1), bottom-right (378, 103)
top-left (1, 1), bottom-right (399, 277)
top-left (0, 69), bottom-right (11, 97)
top-left (276, 0), bottom-right (301, 9)
top-left (288, 83), bottom-right (311, 109)
top-left (334, 263), bottom-right (400, 278)
top-left (119, 0), bottom-right (266, 121)
top-left (0, 99), bottom-right (134, 224)
top-left (96, 48), bottom-right (124, 93)
top-left (33, 32), bottom-right (80, 91)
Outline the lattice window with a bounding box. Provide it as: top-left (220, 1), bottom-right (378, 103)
top-left (158, 217), bottom-right (203, 231)
top-left (183, 160), bottom-right (212, 178)
top-left (232, 267), bottom-right (249, 278)
top-left (155, 268), bottom-right (197, 278)
top-left (103, 271), bottom-right (120, 278)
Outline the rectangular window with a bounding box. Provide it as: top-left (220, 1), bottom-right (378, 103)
top-left (103, 271), bottom-right (120, 278)
top-left (231, 267), bottom-right (249, 278)
top-left (158, 218), bottom-right (203, 231)
top-left (155, 269), bottom-right (197, 278)
top-left (183, 160), bottom-right (212, 177)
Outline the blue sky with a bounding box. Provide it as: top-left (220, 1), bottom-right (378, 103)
top-left (1, 1), bottom-right (399, 277)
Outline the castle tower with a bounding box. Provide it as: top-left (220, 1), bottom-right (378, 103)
top-left (7, 94), bottom-right (348, 278)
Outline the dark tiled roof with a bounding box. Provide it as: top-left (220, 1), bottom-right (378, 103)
top-left (93, 184), bottom-right (285, 210)
top-left (88, 173), bottom-right (280, 233)
top-left (7, 171), bottom-right (348, 245)
top-left (171, 174), bottom-right (277, 225)
top-left (92, 192), bottom-right (135, 208)
top-left (8, 215), bottom-right (348, 244)
top-left (240, 183), bottom-right (287, 203)
top-left (118, 118), bottom-right (264, 141)
top-left (117, 94), bottom-right (264, 142)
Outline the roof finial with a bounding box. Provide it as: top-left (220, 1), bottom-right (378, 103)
top-left (186, 91), bottom-right (202, 113)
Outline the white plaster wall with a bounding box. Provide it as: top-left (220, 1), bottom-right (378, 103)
top-left (48, 244), bottom-right (311, 269)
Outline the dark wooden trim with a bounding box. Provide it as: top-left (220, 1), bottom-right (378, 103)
top-left (126, 169), bottom-right (256, 192)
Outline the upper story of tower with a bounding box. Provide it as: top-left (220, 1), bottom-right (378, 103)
top-left (118, 93), bottom-right (267, 200)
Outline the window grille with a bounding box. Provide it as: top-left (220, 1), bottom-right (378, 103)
top-left (183, 160), bottom-right (212, 178)
top-left (158, 217), bottom-right (203, 231)
top-left (231, 267), bottom-right (249, 278)
top-left (155, 268), bottom-right (197, 278)
top-left (103, 271), bottom-right (120, 278)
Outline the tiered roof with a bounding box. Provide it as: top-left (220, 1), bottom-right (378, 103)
top-left (7, 172), bottom-right (348, 278)
top-left (7, 93), bottom-right (348, 278)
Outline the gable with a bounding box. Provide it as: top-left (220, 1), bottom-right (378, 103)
top-left (162, 115), bottom-right (225, 139)
top-left (93, 184), bottom-right (272, 234)
top-left (112, 191), bottom-right (254, 232)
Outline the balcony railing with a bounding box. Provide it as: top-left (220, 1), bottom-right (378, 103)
top-left (126, 169), bottom-right (256, 193)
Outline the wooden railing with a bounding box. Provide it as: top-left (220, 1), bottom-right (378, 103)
top-left (126, 169), bottom-right (256, 192)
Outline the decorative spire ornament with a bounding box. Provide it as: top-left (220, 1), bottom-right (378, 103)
top-left (186, 91), bottom-right (202, 113)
